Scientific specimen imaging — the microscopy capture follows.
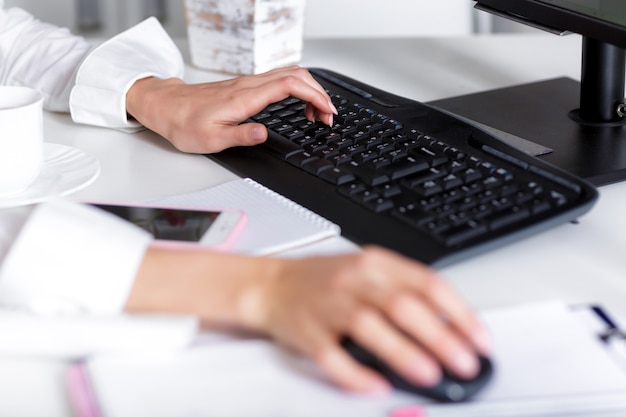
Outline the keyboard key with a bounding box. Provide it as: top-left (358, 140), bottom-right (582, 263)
top-left (375, 183), bottom-right (402, 198)
top-left (461, 167), bottom-right (482, 183)
top-left (413, 180), bottom-right (443, 197)
top-left (264, 136), bottom-right (303, 159)
top-left (401, 167), bottom-right (447, 188)
top-left (384, 155), bottom-right (430, 180)
top-left (414, 147), bottom-right (449, 167)
top-left (438, 220), bottom-right (488, 246)
top-left (351, 189), bottom-right (380, 203)
top-left (286, 151), bottom-right (318, 167)
top-left (442, 173), bottom-right (463, 190)
top-left (391, 205), bottom-right (432, 228)
top-left (337, 181), bottom-right (367, 196)
top-left (530, 198), bottom-right (551, 214)
top-left (549, 190), bottom-right (568, 207)
top-left (421, 219), bottom-right (451, 234)
top-left (320, 167), bottom-right (355, 185)
top-left (353, 149), bottom-right (379, 163)
top-left (303, 158), bottom-right (334, 175)
top-left (485, 205), bottom-right (531, 230)
top-left (345, 161), bottom-right (390, 186)
top-left (364, 197), bottom-right (395, 213)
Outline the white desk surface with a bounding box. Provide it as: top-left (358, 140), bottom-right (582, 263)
top-left (6, 33), bottom-right (626, 416)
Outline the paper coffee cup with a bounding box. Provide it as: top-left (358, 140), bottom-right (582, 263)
top-left (0, 86), bottom-right (44, 197)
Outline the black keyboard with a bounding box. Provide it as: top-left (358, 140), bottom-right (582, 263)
top-left (209, 68), bottom-right (598, 266)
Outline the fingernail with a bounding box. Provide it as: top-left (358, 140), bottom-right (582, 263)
top-left (453, 350), bottom-right (479, 377)
top-left (473, 327), bottom-right (493, 356)
top-left (251, 126), bottom-right (266, 143)
top-left (410, 358), bottom-right (441, 386)
top-left (366, 378), bottom-right (392, 395)
top-left (329, 100), bottom-right (338, 115)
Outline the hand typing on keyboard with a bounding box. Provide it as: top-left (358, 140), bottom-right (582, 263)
top-left (125, 66), bottom-right (338, 154)
top-left (218, 68), bottom-right (597, 265)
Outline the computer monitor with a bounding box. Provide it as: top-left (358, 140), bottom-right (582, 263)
top-left (429, 0), bottom-right (626, 185)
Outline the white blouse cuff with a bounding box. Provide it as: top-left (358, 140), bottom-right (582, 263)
top-left (0, 199), bottom-right (153, 315)
top-left (69, 17), bottom-right (184, 130)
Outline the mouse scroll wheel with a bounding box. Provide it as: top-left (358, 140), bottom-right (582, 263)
top-left (443, 383), bottom-right (466, 402)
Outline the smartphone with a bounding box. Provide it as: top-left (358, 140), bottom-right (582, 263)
top-left (89, 203), bottom-right (246, 251)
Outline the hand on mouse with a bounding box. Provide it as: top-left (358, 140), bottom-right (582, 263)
top-left (125, 66), bottom-right (337, 154)
top-left (250, 246), bottom-right (492, 394)
top-left (127, 245), bottom-right (491, 395)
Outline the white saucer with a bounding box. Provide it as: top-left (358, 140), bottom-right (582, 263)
top-left (0, 143), bottom-right (100, 208)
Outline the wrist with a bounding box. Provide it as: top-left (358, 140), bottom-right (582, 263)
top-left (125, 76), bottom-right (184, 126)
top-left (126, 247), bottom-right (286, 333)
top-left (234, 256), bottom-right (285, 332)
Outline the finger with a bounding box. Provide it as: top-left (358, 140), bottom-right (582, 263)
top-left (386, 292), bottom-right (481, 380)
top-left (314, 339), bottom-right (392, 394)
top-left (411, 272), bottom-right (492, 356)
top-left (357, 247), bottom-right (491, 356)
top-left (239, 76), bottom-right (336, 119)
top-left (230, 66), bottom-right (328, 102)
top-left (274, 314), bottom-right (391, 395)
top-left (304, 104), bottom-right (316, 122)
top-left (228, 68), bottom-right (337, 125)
top-left (311, 104), bottom-right (334, 126)
top-left (203, 123), bottom-right (268, 153)
top-left (254, 66), bottom-right (330, 100)
top-left (348, 307), bottom-right (442, 387)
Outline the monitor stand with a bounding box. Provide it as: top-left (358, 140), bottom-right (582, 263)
top-left (428, 37), bottom-right (626, 187)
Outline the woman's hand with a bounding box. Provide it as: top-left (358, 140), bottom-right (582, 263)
top-left (246, 246), bottom-right (492, 394)
top-left (127, 245), bottom-right (491, 395)
top-left (125, 66), bottom-right (337, 153)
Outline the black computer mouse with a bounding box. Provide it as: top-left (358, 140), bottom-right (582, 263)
top-left (341, 337), bottom-right (494, 402)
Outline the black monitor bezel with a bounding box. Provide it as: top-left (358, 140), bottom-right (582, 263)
top-left (474, 0), bottom-right (626, 50)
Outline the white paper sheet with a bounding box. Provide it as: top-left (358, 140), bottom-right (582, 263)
top-left (84, 300), bottom-right (626, 417)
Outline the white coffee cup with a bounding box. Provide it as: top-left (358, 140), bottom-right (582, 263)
top-left (0, 86), bottom-right (44, 197)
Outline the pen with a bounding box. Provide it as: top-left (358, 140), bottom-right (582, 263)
top-left (591, 305), bottom-right (623, 341)
top-left (589, 305), bottom-right (626, 370)
top-left (66, 362), bottom-right (103, 417)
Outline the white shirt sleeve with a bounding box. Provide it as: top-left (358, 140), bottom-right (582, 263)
top-left (0, 4), bottom-right (92, 112)
top-left (0, 3), bottom-right (184, 129)
top-left (0, 199), bottom-right (153, 315)
top-left (70, 17), bottom-right (184, 130)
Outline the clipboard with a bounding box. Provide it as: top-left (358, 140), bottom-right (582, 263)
top-left (393, 303), bottom-right (626, 417)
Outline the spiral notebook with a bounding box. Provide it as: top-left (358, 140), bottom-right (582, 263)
top-left (151, 178), bottom-right (341, 255)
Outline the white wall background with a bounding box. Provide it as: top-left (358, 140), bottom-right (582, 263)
top-left (3, 0), bottom-right (187, 37)
top-left (3, 0), bottom-right (536, 38)
top-left (303, 0), bottom-right (474, 37)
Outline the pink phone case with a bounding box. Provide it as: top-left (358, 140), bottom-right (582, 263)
top-left (85, 201), bottom-right (246, 252)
